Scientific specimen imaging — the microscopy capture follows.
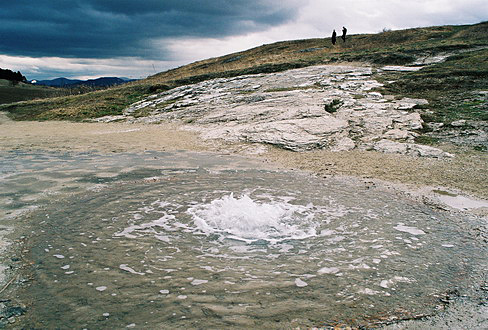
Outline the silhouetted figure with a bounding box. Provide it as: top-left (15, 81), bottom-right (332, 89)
top-left (331, 30), bottom-right (337, 45)
top-left (341, 26), bottom-right (347, 42)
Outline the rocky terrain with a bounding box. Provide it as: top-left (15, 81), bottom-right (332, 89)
top-left (97, 64), bottom-right (453, 158)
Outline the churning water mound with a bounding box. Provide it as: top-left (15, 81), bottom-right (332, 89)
top-left (188, 193), bottom-right (323, 243)
top-left (2, 151), bottom-right (486, 329)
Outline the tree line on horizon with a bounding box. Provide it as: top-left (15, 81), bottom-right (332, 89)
top-left (0, 68), bottom-right (27, 84)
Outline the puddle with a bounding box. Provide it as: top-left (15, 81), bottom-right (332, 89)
top-left (1, 151), bottom-right (486, 328)
top-left (435, 192), bottom-right (488, 211)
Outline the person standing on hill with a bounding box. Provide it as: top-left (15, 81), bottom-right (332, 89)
top-left (341, 26), bottom-right (347, 42)
top-left (332, 29), bottom-right (337, 45)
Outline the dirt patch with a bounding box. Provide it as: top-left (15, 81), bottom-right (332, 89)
top-left (260, 145), bottom-right (488, 199)
top-left (1, 112), bottom-right (487, 201)
top-left (0, 112), bottom-right (207, 153)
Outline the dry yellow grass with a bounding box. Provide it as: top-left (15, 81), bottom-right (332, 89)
top-left (1, 22), bottom-right (486, 121)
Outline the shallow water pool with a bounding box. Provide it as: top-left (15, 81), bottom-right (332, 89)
top-left (1, 151), bottom-right (486, 328)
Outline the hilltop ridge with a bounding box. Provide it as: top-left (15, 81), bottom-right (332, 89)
top-left (1, 21), bottom-right (487, 150)
top-left (34, 77), bottom-right (133, 88)
top-left (146, 21), bottom-right (487, 84)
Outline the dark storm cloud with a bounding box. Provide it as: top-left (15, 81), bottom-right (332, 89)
top-left (0, 0), bottom-right (299, 59)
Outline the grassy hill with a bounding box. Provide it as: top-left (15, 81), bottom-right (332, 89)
top-left (0, 79), bottom-right (69, 105)
top-left (1, 21), bottom-right (487, 130)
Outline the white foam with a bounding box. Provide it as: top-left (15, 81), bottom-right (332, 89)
top-left (96, 286), bottom-right (107, 291)
top-left (295, 278), bottom-right (308, 287)
top-left (187, 194), bottom-right (321, 243)
top-left (53, 254), bottom-right (65, 259)
top-left (155, 235), bottom-right (170, 243)
top-left (358, 288), bottom-right (380, 295)
top-left (394, 224), bottom-right (425, 236)
top-left (380, 276), bottom-right (413, 289)
top-left (318, 267), bottom-right (340, 274)
top-left (120, 264), bottom-right (145, 275)
top-left (191, 279), bottom-right (208, 286)
top-left (348, 263), bottom-right (371, 270)
top-left (115, 214), bottom-right (176, 239)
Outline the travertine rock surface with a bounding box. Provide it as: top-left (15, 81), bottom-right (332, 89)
top-left (98, 65), bottom-right (452, 157)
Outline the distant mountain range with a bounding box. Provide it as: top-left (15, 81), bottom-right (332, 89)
top-left (33, 77), bottom-right (135, 88)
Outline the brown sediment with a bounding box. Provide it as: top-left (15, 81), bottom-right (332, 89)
top-left (1, 112), bottom-right (487, 200)
top-left (260, 145), bottom-right (488, 199)
top-left (0, 113), bottom-right (207, 153)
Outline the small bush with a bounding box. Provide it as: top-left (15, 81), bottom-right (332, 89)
top-left (148, 84), bottom-right (171, 94)
top-left (324, 99), bottom-right (343, 113)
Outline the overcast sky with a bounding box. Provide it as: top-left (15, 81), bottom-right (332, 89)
top-left (1, 0), bottom-right (486, 80)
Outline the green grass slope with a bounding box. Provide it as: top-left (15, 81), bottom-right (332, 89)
top-left (378, 48), bottom-right (488, 122)
top-left (1, 21), bottom-right (487, 126)
top-left (0, 80), bottom-right (68, 105)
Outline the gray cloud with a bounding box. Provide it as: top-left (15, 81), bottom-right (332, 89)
top-left (2, 0), bottom-right (486, 80)
top-left (0, 0), bottom-right (300, 59)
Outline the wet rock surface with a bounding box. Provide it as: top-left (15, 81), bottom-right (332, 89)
top-left (0, 300), bottom-right (26, 328)
top-left (97, 65), bottom-right (452, 157)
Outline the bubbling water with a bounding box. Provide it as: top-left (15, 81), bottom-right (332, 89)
top-left (188, 193), bottom-right (321, 243)
top-left (9, 151), bottom-right (486, 329)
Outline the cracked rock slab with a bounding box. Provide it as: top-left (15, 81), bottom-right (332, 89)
top-left (98, 64), bottom-right (452, 157)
